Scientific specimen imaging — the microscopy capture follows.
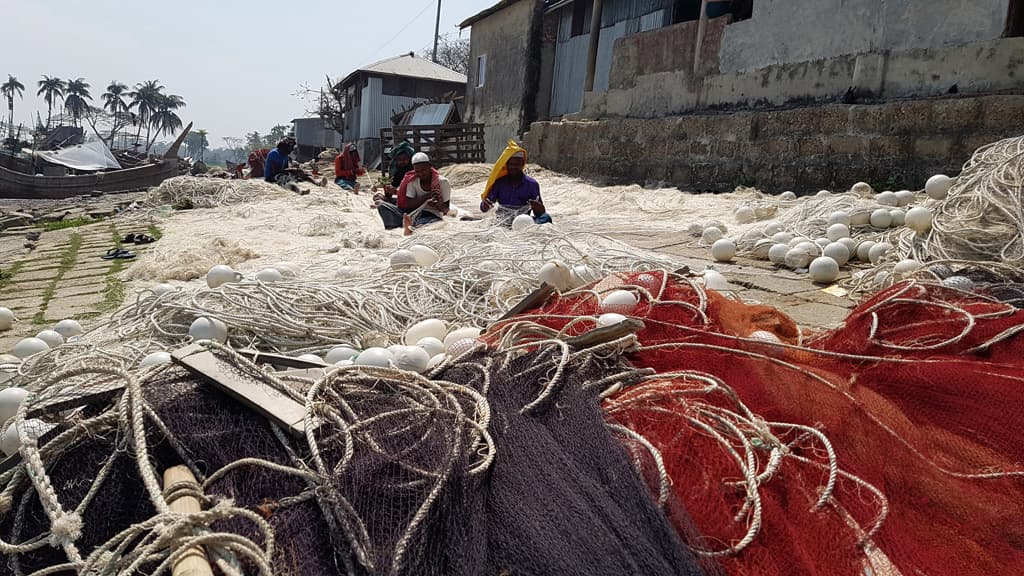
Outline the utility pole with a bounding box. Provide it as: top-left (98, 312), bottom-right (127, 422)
top-left (432, 0), bottom-right (442, 63)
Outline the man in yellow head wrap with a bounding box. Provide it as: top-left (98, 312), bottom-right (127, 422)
top-left (480, 141), bottom-right (551, 227)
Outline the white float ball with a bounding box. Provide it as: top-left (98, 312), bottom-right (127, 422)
top-left (2, 419), bottom-right (53, 457)
top-left (415, 337), bottom-right (445, 357)
top-left (734, 206), bottom-right (756, 223)
top-left (296, 353), bottom-right (323, 363)
top-left (597, 313), bottom-right (628, 327)
top-left (856, 241), bottom-right (876, 262)
top-left (0, 308), bottom-right (14, 331)
top-left (851, 182), bottom-right (873, 196)
top-left (868, 242), bottom-right (893, 264)
top-left (13, 337), bottom-right (49, 359)
top-left (408, 244), bottom-right (440, 267)
top-left (255, 268), bottom-right (283, 283)
top-left (389, 249), bottom-right (419, 269)
top-left (601, 290), bottom-right (639, 312)
top-left (816, 189), bottom-right (831, 197)
top-left (444, 327), bottom-right (482, 349)
top-left (827, 211), bottom-right (851, 227)
top-left (809, 257), bottom-right (840, 283)
top-left (763, 223), bottom-right (784, 236)
top-left (771, 232), bottom-right (794, 244)
top-left (707, 220), bottom-right (727, 233)
top-left (850, 208), bottom-right (872, 227)
top-left (826, 223), bottom-right (850, 241)
top-left (823, 242), bottom-right (851, 266)
top-left (35, 330), bottom-right (64, 349)
top-left (687, 223), bottom-right (704, 236)
top-left (889, 209), bottom-right (906, 226)
top-left (426, 353), bottom-right (447, 370)
top-left (905, 207), bottom-right (933, 234)
top-left (139, 351), bottom-right (172, 368)
top-left (768, 243), bottom-right (790, 265)
top-left (405, 319), bottom-right (447, 345)
top-left (152, 283), bottom-right (176, 297)
top-left (188, 317), bottom-right (228, 343)
top-left (925, 174), bottom-right (953, 200)
top-left (512, 213), bottom-right (535, 231)
top-left (894, 190), bottom-right (914, 206)
top-left (325, 346), bottom-right (360, 364)
top-left (785, 247), bottom-right (815, 269)
top-left (570, 264), bottom-right (598, 288)
top-left (893, 259), bottom-right (923, 276)
top-left (837, 237), bottom-right (857, 253)
top-left (447, 337), bottom-right (483, 358)
top-left (0, 387), bottom-right (28, 425)
top-left (751, 239), bottom-right (775, 260)
top-left (870, 209), bottom-right (893, 228)
top-left (354, 347), bottom-right (393, 367)
top-left (814, 237), bottom-right (831, 249)
top-left (795, 241), bottom-right (818, 254)
top-left (701, 226), bottom-right (723, 244)
top-left (788, 236), bottom-right (808, 247)
top-left (52, 319), bottom-right (83, 339)
top-left (942, 276), bottom-right (975, 291)
top-left (273, 261), bottom-right (301, 277)
top-left (335, 265), bottom-right (358, 279)
top-left (876, 191), bottom-right (897, 206)
top-left (711, 239), bottom-right (736, 262)
top-left (634, 273), bottom-right (660, 292)
top-left (538, 260), bottom-right (573, 291)
top-left (779, 191), bottom-right (797, 201)
top-left (392, 346), bottom-right (430, 373)
top-left (206, 265), bottom-right (238, 288)
top-left (748, 330), bottom-right (783, 344)
top-left (703, 270), bottom-right (730, 291)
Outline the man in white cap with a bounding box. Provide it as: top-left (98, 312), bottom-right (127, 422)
top-left (376, 152), bottom-right (451, 234)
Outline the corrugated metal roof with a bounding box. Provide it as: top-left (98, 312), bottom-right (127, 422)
top-left (406, 103), bottom-right (454, 126)
top-left (345, 54), bottom-right (467, 87)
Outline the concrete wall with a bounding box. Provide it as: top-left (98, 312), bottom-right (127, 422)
top-left (525, 94), bottom-right (1024, 193)
top-left (720, 0), bottom-right (1010, 73)
top-left (586, 37), bottom-right (1024, 119)
top-left (466, 0), bottom-right (538, 162)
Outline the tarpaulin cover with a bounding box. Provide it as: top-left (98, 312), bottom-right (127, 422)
top-left (34, 141), bottom-right (121, 172)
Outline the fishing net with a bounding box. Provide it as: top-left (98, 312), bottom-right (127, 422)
top-left (488, 271), bottom-right (1024, 575)
top-left (0, 339), bottom-right (707, 575)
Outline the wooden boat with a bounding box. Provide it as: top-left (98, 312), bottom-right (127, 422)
top-left (0, 123), bottom-right (192, 199)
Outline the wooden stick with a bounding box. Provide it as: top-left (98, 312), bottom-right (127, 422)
top-left (163, 465), bottom-right (215, 576)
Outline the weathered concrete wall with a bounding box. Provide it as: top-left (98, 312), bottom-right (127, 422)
top-left (525, 94), bottom-right (1024, 193)
top-left (586, 37), bottom-right (1024, 119)
top-left (720, 0), bottom-right (1010, 73)
top-left (466, 0), bottom-right (538, 162)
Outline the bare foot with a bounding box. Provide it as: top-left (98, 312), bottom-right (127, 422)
top-left (402, 214), bottom-right (413, 236)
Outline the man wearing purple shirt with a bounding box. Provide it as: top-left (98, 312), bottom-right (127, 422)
top-left (479, 152), bottom-right (553, 227)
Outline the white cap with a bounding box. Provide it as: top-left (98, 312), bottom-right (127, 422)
top-left (411, 152), bottom-right (430, 165)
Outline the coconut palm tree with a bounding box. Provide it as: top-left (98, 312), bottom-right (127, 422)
top-left (129, 79), bottom-right (164, 147)
top-left (63, 78), bottom-right (93, 127)
top-left (101, 81), bottom-right (130, 143)
top-left (36, 76), bottom-right (65, 129)
top-left (190, 128), bottom-right (209, 161)
top-left (1, 75), bottom-right (25, 137)
top-left (146, 93), bottom-right (186, 152)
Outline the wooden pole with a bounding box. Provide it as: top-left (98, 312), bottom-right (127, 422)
top-left (584, 0), bottom-right (605, 92)
top-left (432, 0), bottom-right (442, 63)
top-left (693, 0), bottom-right (710, 74)
top-left (163, 465), bottom-right (215, 576)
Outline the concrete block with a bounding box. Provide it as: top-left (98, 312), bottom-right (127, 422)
top-left (52, 283), bottom-right (106, 300)
top-left (913, 136), bottom-right (954, 159)
top-left (930, 98), bottom-right (981, 132)
top-left (848, 105), bottom-right (885, 134)
top-left (766, 138), bottom-right (796, 157)
top-left (886, 100), bottom-right (934, 134)
top-left (816, 106), bottom-right (851, 134)
top-left (828, 135), bottom-right (869, 155)
top-left (715, 139), bottom-right (740, 157)
top-left (868, 135), bottom-right (911, 158)
top-left (797, 137), bottom-right (826, 157)
top-left (979, 95), bottom-right (1024, 130)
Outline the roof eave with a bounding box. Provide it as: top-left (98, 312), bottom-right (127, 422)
top-left (459, 0), bottom-right (521, 29)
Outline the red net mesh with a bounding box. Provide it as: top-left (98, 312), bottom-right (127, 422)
top-left (488, 272), bottom-right (1024, 576)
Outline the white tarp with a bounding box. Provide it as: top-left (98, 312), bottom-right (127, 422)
top-left (34, 141), bottom-right (122, 172)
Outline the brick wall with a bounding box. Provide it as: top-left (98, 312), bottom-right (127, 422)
top-left (524, 94), bottom-right (1024, 193)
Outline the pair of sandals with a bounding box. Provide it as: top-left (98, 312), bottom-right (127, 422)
top-left (102, 247), bottom-right (137, 260)
top-left (123, 233), bottom-right (156, 244)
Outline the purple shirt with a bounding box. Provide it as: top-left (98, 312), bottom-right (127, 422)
top-left (484, 175), bottom-right (541, 208)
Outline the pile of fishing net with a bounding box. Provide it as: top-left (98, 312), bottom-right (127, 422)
top-left (488, 271), bottom-right (1024, 575)
top-left (145, 176), bottom-right (287, 209)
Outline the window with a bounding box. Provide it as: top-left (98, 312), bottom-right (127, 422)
top-left (570, 0), bottom-right (592, 37)
top-left (476, 54), bottom-right (487, 88)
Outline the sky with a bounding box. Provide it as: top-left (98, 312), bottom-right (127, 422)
top-left (3, 0), bottom-right (486, 146)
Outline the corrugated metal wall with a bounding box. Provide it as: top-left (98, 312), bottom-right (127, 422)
top-left (550, 0), bottom-right (672, 117)
top-left (358, 77), bottom-right (426, 141)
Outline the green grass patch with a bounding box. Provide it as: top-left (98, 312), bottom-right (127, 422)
top-left (0, 261), bottom-right (23, 289)
top-left (33, 232), bottom-right (82, 324)
top-left (98, 263), bottom-right (128, 312)
top-left (41, 216), bottom-right (103, 232)
top-left (147, 223), bottom-right (163, 241)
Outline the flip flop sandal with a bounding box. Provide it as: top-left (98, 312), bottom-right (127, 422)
top-left (133, 234), bottom-right (156, 244)
top-left (101, 248), bottom-right (138, 260)
top-left (123, 233), bottom-right (137, 243)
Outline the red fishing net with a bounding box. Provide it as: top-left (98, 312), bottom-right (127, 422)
top-left (488, 271), bottom-right (1024, 576)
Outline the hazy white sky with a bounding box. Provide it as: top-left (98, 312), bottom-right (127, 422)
top-left (4, 0), bottom-right (485, 146)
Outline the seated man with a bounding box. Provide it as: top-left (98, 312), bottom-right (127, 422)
top-left (383, 153), bottom-right (450, 234)
top-left (479, 149), bottom-right (551, 227)
top-left (334, 143), bottom-right (366, 192)
top-left (372, 140), bottom-right (415, 207)
top-left (247, 148), bottom-right (270, 178)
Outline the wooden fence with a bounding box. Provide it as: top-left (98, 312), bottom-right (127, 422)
top-left (379, 123), bottom-right (485, 175)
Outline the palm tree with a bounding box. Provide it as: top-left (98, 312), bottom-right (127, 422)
top-left (36, 76), bottom-right (65, 129)
top-left (146, 93), bottom-right (186, 152)
top-left (129, 80), bottom-right (164, 147)
top-left (193, 128), bottom-right (209, 161)
top-left (1, 75), bottom-right (25, 137)
top-left (101, 81), bottom-right (130, 143)
top-left (63, 78), bottom-right (93, 127)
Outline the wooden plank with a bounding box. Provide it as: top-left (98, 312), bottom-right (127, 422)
top-left (171, 344), bottom-right (315, 438)
top-left (163, 465), bottom-right (215, 576)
